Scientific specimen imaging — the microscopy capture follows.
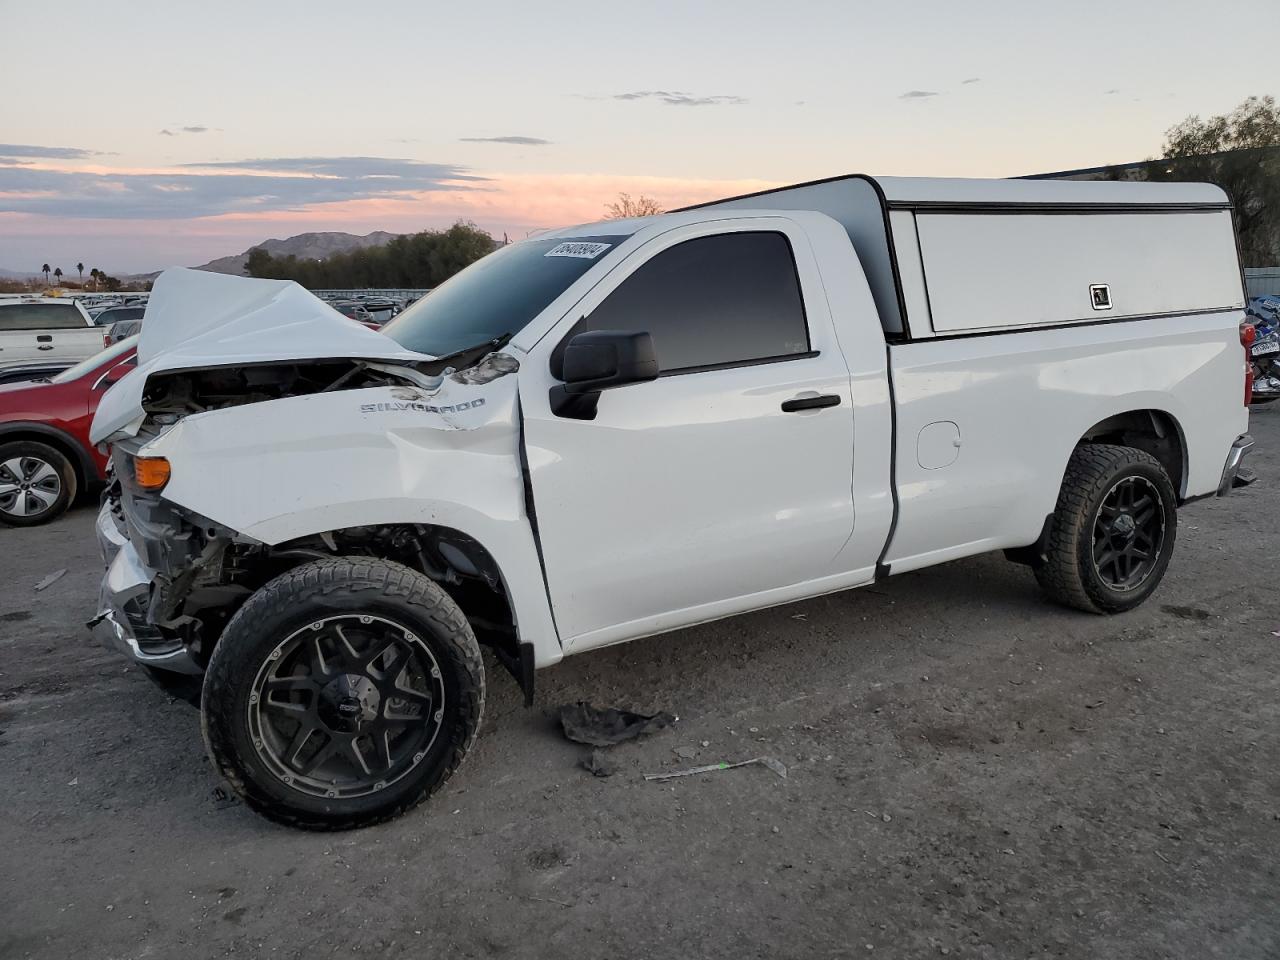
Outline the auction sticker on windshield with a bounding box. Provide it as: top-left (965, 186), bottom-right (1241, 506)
top-left (545, 241), bottom-right (611, 259)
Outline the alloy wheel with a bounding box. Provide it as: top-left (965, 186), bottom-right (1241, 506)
top-left (0, 456), bottom-right (62, 520)
top-left (1091, 475), bottom-right (1166, 592)
top-left (247, 614), bottom-right (447, 799)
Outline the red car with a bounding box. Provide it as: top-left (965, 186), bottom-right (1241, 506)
top-left (0, 337), bottom-right (138, 526)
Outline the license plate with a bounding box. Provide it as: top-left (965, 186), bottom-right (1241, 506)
top-left (1252, 340), bottom-right (1279, 356)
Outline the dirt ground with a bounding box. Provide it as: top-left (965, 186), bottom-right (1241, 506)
top-left (2, 409), bottom-right (1277, 960)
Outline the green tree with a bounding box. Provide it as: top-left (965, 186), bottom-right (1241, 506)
top-left (76, 262), bottom-right (84, 283)
top-left (244, 223), bottom-right (496, 288)
top-left (41, 263), bottom-right (50, 284)
top-left (245, 247), bottom-right (276, 279)
top-left (1152, 96), bottom-right (1280, 266)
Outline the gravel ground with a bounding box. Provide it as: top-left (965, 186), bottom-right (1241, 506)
top-left (1, 408), bottom-right (1277, 960)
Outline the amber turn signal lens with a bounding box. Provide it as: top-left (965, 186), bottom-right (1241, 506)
top-left (134, 456), bottom-right (171, 490)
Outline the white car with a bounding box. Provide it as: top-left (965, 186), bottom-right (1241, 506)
top-left (90, 174), bottom-right (1252, 829)
top-left (0, 298), bottom-right (102, 367)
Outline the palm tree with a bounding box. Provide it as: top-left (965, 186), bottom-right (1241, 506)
top-left (53, 267), bottom-right (63, 285)
top-left (76, 262), bottom-right (84, 284)
top-left (89, 268), bottom-right (100, 291)
top-left (41, 263), bottom-right (50, 285)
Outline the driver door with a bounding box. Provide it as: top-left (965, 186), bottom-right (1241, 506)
top-left (520, 219), bottom-right (860, 652)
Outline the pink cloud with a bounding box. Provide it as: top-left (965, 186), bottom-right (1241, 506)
top-left (0, 171), bottom-right (780, 271)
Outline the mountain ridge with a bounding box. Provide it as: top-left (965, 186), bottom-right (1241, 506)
top-left (5, 229), bottom-right (408, 284)
top-left (194, 230), bottom-right (401, 277)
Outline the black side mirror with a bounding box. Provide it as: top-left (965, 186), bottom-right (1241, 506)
top-left (552, 330), bottom-right (659, 419)
top-left (561, 330), bottom-right (659, 394)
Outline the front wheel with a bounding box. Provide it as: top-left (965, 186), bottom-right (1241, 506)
top-left (1035, 444), bottom-right (1177, 614)
top-left (201, 559), bottom-right (485, 830)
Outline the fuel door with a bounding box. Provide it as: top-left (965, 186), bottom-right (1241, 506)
top-left (917, 420), bottom-right (961, 470)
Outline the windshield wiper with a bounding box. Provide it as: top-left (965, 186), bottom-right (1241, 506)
top-left (416, 332), bottom-right (513, 377)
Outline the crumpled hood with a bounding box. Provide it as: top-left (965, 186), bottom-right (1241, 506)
top-left (91, 267), bottom-right (427, 443)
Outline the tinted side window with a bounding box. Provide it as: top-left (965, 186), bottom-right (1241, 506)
top-left (563, 231), bottom-right (809, 374)
top-left (0, 303), bottom-right (89, 330)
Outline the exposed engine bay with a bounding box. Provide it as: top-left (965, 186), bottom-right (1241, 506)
top-left (138, 361), bottom-right (420, 423)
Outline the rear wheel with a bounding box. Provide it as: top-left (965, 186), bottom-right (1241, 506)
top-left (1035, 444), bottom-right (1177, 614)
top-left (201, 558), bottom-right (485, 830)
top-left (0, 440), bottom-right (76, 527)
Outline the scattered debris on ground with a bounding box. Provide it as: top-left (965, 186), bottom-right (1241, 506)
top-left (34, 569), bottom-right (66, 592)
top-left (579, 749), bottom-right (619, 778)
top-left (644, 756), bottom-right (788, 782)
top-left (557, 702), bottom-right (675, 747)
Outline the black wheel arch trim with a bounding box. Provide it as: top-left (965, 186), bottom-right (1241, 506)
top-left (0, 421), bottom-right (101, 486)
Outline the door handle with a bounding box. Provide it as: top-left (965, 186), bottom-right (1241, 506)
top-left (37, 344), bottom-right (53, 351)
top-left (36, 335), bottom-right (52, 342)
top-left (781, 393), bottom-right (841, 413)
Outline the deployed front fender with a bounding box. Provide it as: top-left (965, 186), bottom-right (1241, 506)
top-left (138, 373), bottom-right (563, 668)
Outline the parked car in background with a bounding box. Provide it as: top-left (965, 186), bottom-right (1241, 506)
top-left (93, 305), bottom-right (146, 328)
top-left (0, 298), bottom-right (102, 367)
top-left (0, 358), bottom-right (78, 385)
top-left (357, 298), bottom-right (400, 326)
top-left (93, 305), bottom-right (147, 347)
top-left (329, 300), bottom-right (376, 325)
top-left (108, 318), bottom-right (145, 345)
top-left (0, 337), bottom-right (137, 526)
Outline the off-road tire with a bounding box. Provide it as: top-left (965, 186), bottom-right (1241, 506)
top-left (1035, 444), bottom-right (1177, 614)
top-left (201, 558), bottom-right (485, 830)
top-left (0, 440), bottom-right (77, 527)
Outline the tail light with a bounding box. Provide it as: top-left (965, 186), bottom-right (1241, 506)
top-left (1242, 323), bottom-right (1256, 406)
top-left (104, 332), bottom-right (111, 348)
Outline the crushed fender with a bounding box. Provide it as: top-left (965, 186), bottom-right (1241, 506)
top-left (450, 351), bottom-right (520, 384)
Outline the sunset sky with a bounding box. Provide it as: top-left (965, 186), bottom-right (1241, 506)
top-left (1, 0), bottom-right (1276, 273)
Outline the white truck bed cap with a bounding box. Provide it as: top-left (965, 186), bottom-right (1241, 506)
top-left (682, 174), bottom-right (1240, 336)
top-left (870, 175), bottom-right (1229, 208)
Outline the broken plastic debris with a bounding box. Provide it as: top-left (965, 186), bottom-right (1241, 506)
top-left (209, 786), bottom-right (240, 810)
top-left (450, 352), bottom-right (520, 384)
top-left (35, 569), bottom-right (66, 591)
top-left (643, 756), bottom-right (787, 782)
top-left (557, 702), bottom-right (675, 747)
top-left (579, 749), bottom-right (618, 778)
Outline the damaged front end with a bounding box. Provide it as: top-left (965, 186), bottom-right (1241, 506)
top-left (88, 269), bottom-right (539, 683)
top-left (90, 471), bottom-right (234, 674)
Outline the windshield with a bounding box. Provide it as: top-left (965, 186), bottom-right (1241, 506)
top-left (51, 336), bottom-right (138, 384)
top-left (381, 235), bottom-right (624, 357)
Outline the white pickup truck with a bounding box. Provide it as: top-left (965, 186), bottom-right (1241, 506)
top-left (0, 298), bottom-right (102, 367)
top-left (90, 175), bottom-right (1253, 829)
